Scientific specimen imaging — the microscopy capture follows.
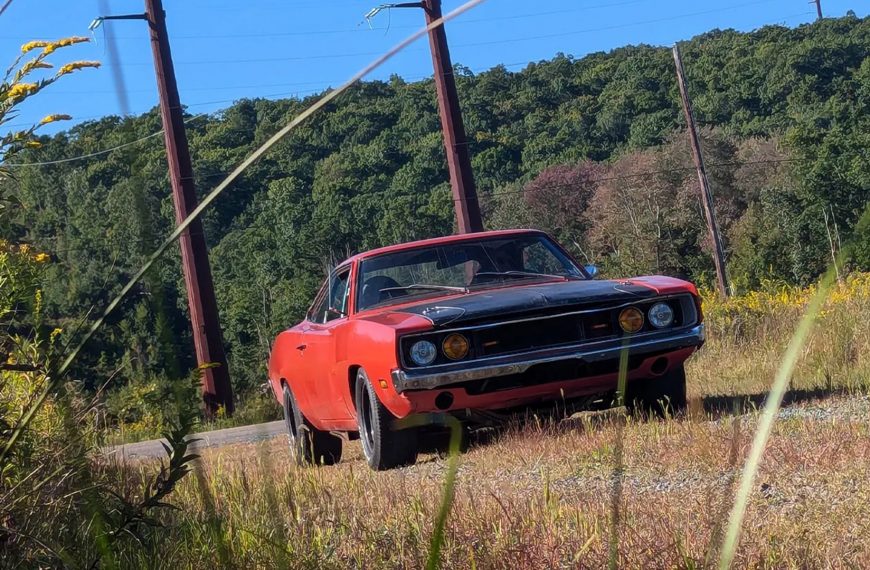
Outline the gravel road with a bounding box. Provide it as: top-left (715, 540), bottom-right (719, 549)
top-left (106, 420), bottom-right (285, 460)
top-left (106, 394), bottom-right (870, 461)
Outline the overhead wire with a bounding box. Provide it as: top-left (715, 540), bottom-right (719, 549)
top-left (5, 2), bottom-right (816, 166)
top-left (85, 0), bottom-right (803, 67)
top-left (4, 114), bottom-right (208, 167)
top-left (453, 158), bottom-right (802, 203)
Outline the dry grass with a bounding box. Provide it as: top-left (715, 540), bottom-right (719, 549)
top-left (101, 275), bottom-right (870, 569)
top-left (109, 395), bottom-right (870, 569)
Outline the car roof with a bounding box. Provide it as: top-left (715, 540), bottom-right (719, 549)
top-left (342, 229), bottom-right (548, 266)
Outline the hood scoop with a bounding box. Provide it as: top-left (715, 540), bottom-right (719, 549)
top-left (418, 306), bottom-right (466, 325)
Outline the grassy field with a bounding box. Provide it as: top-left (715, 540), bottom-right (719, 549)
top-left (94, 275), bottom-right (870, 569)
top-left (111, 394), bottom-right (869, 569)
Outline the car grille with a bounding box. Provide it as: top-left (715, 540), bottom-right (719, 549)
top-left (400, 294), bottom-right (697, 369)
top-left (476, 310), bottom-right (615, 357)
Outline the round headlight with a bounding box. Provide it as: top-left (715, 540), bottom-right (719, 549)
top-left (442, 333), bottom-right (469, 360)
top-left (618, 307), bottom-right (644, 333)
top-left (648, 302), bottom-right (674, 328)
top-left (409, 340), bottom-right (437, 366)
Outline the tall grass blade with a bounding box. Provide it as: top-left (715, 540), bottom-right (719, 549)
top-left (0, 0), bottom-right (487, 464)
top-left (717, 267), bottom-right (837, 569)
top-left (608, 340), bottom-right (630, 570)
top-left (427, 414), bottom-right (462, 570)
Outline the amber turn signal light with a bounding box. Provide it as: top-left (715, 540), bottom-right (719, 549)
top-left (618, 307), bottom-right (644, 333)
top-left (442, 333), bottom-right (469, 360)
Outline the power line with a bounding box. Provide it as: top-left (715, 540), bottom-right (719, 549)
top-left (86, 0), bottom-right (805, 68)
top-left (4, 114), bottom-right (208, 167)
top-left (461, 158), bottom-right (801, 202)
top-left (0, 0), bottom-right (654, 41)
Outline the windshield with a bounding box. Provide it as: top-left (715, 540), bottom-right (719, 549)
top-left (356, 234), bottom-right (583, 311)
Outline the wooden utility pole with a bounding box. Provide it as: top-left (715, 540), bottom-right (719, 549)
top-left (95, 2), bottom-right (234, 416)
top-left (672, 44), bottom-right (730, 297)
top-left (366, 1), bottom-right (483, 233)
top-left (145, 0), bottom-right (233, 416)
top-left (813, 0), bottom-right (823, 20)
top-left (422, 0), bottom-right (483, 233)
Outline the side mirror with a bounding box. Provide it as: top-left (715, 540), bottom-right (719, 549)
top-left (584, 264), bottom-right (599, 279)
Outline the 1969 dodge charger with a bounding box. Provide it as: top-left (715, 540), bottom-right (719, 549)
top-left (268, 229), bottom-right (704, 470)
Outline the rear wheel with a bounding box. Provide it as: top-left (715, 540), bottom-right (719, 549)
top-left (282, 384), bottom-right (342, 466)
top-left (355, 368), bottom-right (418, 470)
top-left (625, 363), bottom-right (688, 418)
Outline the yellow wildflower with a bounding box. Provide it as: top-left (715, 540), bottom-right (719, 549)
top-left (21, 40), bottom-right (50, 53)
top-left (39, 114), bottom-right (72, 125)
top-left (20, 60), bottom-right (53, 74)
top-left (6, 82), bottom-right (38, 99)
top-left (56, 61), bottom-right (101, 76)
top-left (42, 36), bottom-right (89, 55)
top-left (19, 244), bottom-right (30, 254)
top-left (25, 141), bottom-right (43, 149)
top-left (34, 252), bottom-right (50, 263)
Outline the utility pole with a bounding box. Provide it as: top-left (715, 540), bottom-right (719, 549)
top-left (812, 0), bottom-right (823, 20)
top-left (365, 1), bottom-right (483, 233)
top-left (91, 1), bottom-right (234, 416)
top-left (672, 44), bottom-right (730, 297)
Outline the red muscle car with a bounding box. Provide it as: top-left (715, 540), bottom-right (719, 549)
top-left (268, 229), bottom-right (704, 470)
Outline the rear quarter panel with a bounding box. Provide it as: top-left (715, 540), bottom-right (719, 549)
top-left (267, 327), bottom-right (306, 406)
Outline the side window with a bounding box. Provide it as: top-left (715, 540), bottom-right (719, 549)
top-left (522, 241), bottom-right (568, 275)
top-left (326, 268), bottom-right (351, 322)
top-left (307, 281), bottom-right (329, 323)
top-left (309, 267), bottom-right (351, 324)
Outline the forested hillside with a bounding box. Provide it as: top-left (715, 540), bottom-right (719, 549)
top-left (6, 14), bottom-right (868, 413)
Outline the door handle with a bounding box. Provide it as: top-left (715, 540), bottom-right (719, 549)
top-left (296, 344), bottom-right (307, 351)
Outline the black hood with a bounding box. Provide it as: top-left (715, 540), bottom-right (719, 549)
top-left (393, 279), bottom-right (656, 327)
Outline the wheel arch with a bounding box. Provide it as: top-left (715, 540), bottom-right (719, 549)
top-left (347, 364), bottom-right (362, 415)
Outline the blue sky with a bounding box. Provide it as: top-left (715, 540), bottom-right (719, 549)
top-left (3, 0), bottom-right (865, 134)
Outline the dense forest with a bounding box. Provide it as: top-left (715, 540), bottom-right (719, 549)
top-left (5, 14), bottom-right (868, 418)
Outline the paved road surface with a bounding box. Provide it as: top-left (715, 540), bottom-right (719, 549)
top-left (106, 393), bottom-right (869, 460)
top-left (107, 420), bottom-right (285, 460)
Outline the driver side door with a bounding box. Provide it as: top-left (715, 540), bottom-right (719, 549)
top-left (299, 265), bottom-right (352, 422)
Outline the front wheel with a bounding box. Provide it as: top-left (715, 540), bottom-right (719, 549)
top-left (282, 384), bottom-right (342, 466)
top-left (625, 363), bottom-right (688, 418)
top-left (355, 368), bottom-right (418, 470)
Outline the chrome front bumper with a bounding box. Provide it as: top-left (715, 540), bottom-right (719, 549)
top-left (391, 324), bottom-right (705, 393)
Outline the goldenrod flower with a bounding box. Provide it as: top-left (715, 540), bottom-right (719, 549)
top-left (20, 60), bottom-right (54, 74)
top-left (34, 252), bottom-right (50, 263)
top-left (57, 61), bottom-right (101, 76)
top-left (21, 40), bottom-right (50, 53)
top-left (39, 114), bottom-right (72, 125)
top-left (42, 36), bottom-right (89, 55)
top-left (6, 82), bottom-right (38, 99)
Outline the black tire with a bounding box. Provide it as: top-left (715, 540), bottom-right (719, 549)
top-left (282, 384), bottom-right (342, 466)
top-left (354, 368), bottom-right (418, 470)
top-left (625, 363), bottom-right (688, 418)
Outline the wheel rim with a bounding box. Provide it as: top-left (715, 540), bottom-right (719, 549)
top-left (359, 385), bottom-right (376, 458)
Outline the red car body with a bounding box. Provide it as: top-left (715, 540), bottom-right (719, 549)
top-left (268, 229), bottom-right (704, 467)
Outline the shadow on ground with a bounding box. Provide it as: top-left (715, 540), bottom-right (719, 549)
top-left (462, 386), bottom-right (856, 453)
top-left (699, 386), bottom-right (852, 417)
